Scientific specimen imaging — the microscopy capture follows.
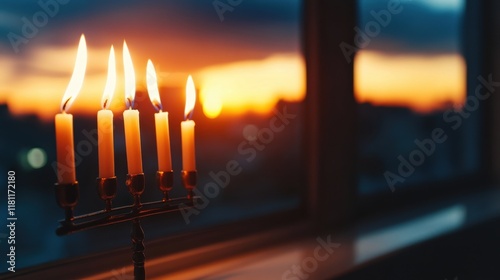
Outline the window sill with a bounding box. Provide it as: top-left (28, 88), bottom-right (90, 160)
top-left (97, 186), bottom-right (499, 279)
top-left (7, 186), bottom-right (499, 279)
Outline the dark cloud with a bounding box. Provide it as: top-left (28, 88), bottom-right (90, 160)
top-left (358, 0), bottom-right (463, 54)
top-left (0, 0), bottom-right (301, 55)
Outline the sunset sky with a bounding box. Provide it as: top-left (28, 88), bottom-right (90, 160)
top-left (355, 0), bottom-right (466, 111)
top-left (355, 50), bottom-right (465, 112)
top-left (0, 0), bottom-right (467, 121)
top-left (0, 0), bottom-right (304, 120)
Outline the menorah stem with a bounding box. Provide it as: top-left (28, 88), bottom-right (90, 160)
top-left (162, 191), bottom-right (170, 203)
top-left (105, 199), bottom-right (112, 212)
top-left (133, 196), bottom-right (142, 209)
top-left (131, 218), bottom-right (145, 280)
top-left (64, 208), bottom-right (74, 223)
top-left (187, 189), bottom-right (194, 200)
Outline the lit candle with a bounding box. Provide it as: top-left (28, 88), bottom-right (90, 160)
top-left (122, 41), bottom-right (143, 175)
top-left (181, 75), bottom-right (196, 171)
top-left (97, 45), bottom-right (116, 178)
top-left (55, 113), bottom-right (75, 183)
top-left (55, 34), bottom-right (87, 184)
top-left (146, 60), bottom-right (172, 171)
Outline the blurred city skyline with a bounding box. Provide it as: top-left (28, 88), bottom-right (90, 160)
top-left (355, 0), bottom-right (465, 112)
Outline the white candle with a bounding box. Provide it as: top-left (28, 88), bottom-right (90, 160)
top-left (122, 41), bottom-right (143, 175)
top-left (55, 113), bottom-right (76, 184)
top-left (123, 109), bottom-right (143, 174)
top-left (181, 120), bottom-right (196, 171)
top-left (98, 110), bottom-right (114, 178)
top-left (146, 59), bottom-right (172, 172)
top-left (98, 45), bottom-right (116, 178)
top-left (155, 112), bottom-right (172, 171)
top-left (55, 34), bottom-right (87, 184)
top-left (181, 75), bottom-right (197, 171)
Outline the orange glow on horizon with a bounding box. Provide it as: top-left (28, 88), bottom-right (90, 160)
top-left (355, 50), bottom-right (466, 113)
top-left (202, 93), bottom-right (222, 119)
top-left (3, 48), bottom-right (462, 121)
top-left (1, 48), bottom-right (305, 121)
top-left (197, 54), bottom-right (306, 118)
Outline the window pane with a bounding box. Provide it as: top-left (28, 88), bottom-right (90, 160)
top-left (0, 0), bottom-right (304, 269)
top-left (355, 0), bottom-right (480, 194)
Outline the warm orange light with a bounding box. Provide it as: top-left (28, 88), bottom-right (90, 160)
top-left (197, 54), bottom-right (305, 116)
top-left (60, 34), bottom-right (87, 112)
top-left (4, 46), bottom-right (304, 120)
top-left (185, 75), bottom-right (196, 120)
top-left (123, 41), bottom-right (136, 109)
top-left (146, 59), bottom-right (163, 111)
top-left (101, 45), bottom-right (116, 109)
top-left (354, 50), bottom-right (466, 112)
top-left (201, 91), bottom-right (222, 119)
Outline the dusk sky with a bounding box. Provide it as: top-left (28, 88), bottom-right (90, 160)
top-left (358, 0), bottom-right (463, 54)
top-left (356, 0), bottom-right (466, 112)
top-left (0, 0), bottom-right (468, 119)
top-left (0, 0), bottom-right (304, 120)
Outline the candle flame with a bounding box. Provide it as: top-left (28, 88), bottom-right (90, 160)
top-left (123, 41), bottom-right (136, 109)
top-left (146, 59), bottom-right (163, 112)
top-left (185, 75), bottom-right (196, 120)
top-left (101, 45), bottom-right (116, 109)
top-left (60, 34), bottom-right (87, 112)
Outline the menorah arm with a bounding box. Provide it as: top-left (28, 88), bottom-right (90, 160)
top-left (55, 197), bottom-right (195, 236)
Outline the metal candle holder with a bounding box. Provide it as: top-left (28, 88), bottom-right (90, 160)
top-left (54, 170), bottom-right (197, 280)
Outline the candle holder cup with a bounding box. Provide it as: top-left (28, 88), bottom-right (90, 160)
top-left (54, 182), bottom-right (79, 224)
top-left (157, 170), bottom-right (174, 202)
top-left (97, 176), bottom-right (117, 212)
top-left (181, 170), bottom-right (197, 200)
top-left (126, 173), bottom-right (145, 209)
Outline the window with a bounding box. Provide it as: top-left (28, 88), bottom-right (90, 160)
top-left (355, 0), bottom-right (483, 197)
top-left (4, 1), bottom-right (495, 278)
top-left (0, 0), bottom-right (304, 270)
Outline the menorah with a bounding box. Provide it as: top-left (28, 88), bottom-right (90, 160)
top-left (54, 170), bottom-right (197, 280)
top-left (52, 34), bottom-right (201, 279)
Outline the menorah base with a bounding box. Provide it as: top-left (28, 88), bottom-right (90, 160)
top-left (55, 170), bottom-right (196, 280)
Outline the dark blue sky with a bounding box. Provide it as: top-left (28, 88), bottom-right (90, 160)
top-left (0, 0), bottom-right (464, 56)
top-left (358, 0), bottom-right (464, 54)
top-left (0, 0), bottom-right (302, 55)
